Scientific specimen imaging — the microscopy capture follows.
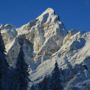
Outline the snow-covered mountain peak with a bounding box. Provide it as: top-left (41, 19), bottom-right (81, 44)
top-left (0, 24), bottom-right (15, 30)
top-left (0, 24), bottom-right (17, 52)
top-left (37, 8), bottom-right (55, 20)
top-left (0, 8), bottom-right (90, 90)
top-left (16, 8), bottom-right (67, 56)
top-left (37, 8), bottom-right (61, 25)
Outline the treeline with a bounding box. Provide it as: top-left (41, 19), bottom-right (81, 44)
top-left (0, 30), bottom-right (63, 90)
top-left (31, 62), bottom-right (63, 90)
top-left (0, 31), bottom-right (29, 90)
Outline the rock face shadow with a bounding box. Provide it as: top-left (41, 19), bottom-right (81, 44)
top-left (70, 38), bottom-right (86, 50)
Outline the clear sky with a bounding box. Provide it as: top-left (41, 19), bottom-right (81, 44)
top-left (0, 0), bottom-right (90, 31)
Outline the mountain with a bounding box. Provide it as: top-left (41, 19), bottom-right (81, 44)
top-left (0, 8), bottom-right (90, 90)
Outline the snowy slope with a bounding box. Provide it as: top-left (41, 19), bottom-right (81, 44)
top-left (0, 8), bottom-right (90, 90)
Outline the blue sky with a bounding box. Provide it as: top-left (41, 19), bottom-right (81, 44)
top-left (0, 0), bottom-right (90, 31)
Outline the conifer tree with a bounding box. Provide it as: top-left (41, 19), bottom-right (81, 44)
top-left (39, 76), bottom-right (49, 90)
top-left (0, 30), bottom-right (9, 89)
top-left (50, 62), bottom-right (63, 90)
top-left (15, 45), bottom-right (29, 90)
top-left (31, 85), bottom-right (35, 90)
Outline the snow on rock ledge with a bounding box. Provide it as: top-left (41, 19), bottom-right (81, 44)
top-left (0, 8), bottom-right (90, 90)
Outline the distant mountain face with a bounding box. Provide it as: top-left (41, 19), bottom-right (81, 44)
top-left (0, 8), bottom-right (90, 89)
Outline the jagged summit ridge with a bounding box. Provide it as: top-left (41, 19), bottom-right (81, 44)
top-left (37, 8), bottom-right (55, 18)
top-left (0, 8), bottom-right (67, 67)
top-left (0, 8), bottom-right (90, 90)
top-left (16, 8), bottom-right (66, 55)
top-left (37, 8), bottom-right (56, 23)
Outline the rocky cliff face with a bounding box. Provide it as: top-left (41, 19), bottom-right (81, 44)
top-left (0, 8), bottom-right (90, 90)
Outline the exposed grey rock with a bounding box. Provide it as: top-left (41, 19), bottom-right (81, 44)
top-left (1, 8), bottom-right (90, 90)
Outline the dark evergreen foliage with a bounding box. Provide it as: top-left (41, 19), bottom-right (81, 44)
top-left (31, 85), bottom-right (36, 90)
top-left (0, 31), bottom-right (8, 71)
top-left (0, 31), bottom-right (5, 53)
top-left (15, 46), bottom-right (29, 90)
top-left (39, 76), bottom-right (49, 90)
top-left (0, 30), bottom-right (64, 90)
top-left (39, 62), bottom-right (63, 90)
top-left (50, 62), bottom-right (63, 90)
top-left (0, 30), bottom-right (9, 90)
